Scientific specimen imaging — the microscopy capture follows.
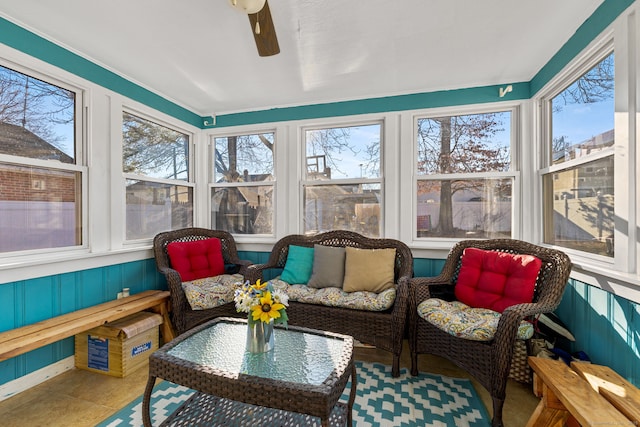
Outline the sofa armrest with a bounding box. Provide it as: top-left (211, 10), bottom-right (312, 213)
top-left (245, 263), bottom-right (282, 284)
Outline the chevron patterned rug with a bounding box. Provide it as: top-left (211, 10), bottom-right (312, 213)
top-left (97, 361), bottom-right (490, 427)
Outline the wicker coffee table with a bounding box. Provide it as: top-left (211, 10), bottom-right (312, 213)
top-left (142, 317), bottom-right (356, 427)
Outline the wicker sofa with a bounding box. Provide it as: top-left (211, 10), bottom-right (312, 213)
top-left (245, 230), bottom-right (413, 377)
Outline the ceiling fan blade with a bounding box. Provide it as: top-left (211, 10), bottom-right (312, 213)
top-left (248, 0), bottom-right (279, 57)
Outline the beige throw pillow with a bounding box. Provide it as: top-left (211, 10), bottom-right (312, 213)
top-left (342, 247), bottom-right (396, 293)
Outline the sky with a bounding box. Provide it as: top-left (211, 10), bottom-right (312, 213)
top-left (552, 98), bottom-right (614, 146)
top-left (306, 124), bottom-right (381, 179)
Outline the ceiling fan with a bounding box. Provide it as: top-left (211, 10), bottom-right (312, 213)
top-left (229, 0), bottom-right (280, 57)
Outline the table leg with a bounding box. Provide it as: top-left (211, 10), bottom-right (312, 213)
top-left (524, 398), bottom-right (569, 427)
top-left (142, 375), bottom-right (157, 427)
top-left (347, 362), bottom-right (357, 427)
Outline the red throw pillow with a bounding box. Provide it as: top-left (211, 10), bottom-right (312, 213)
top-left (166, 238), bottom-right (225, 281)
top-left (454, 247), bottom-right (542, 313)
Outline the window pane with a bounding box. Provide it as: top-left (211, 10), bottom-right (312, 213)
top-left (303, 183), bottom-right (381, 237)
top-left (0, 65), bottom-right (76, 163)
top-left (122, 112), bottom-right (189, 180)
top-left (0, 162), bottom-right (81, 252)
top-left (543, 157), bottom-right (614, 256)
top-left (551, 53), bottom-right (614, 165)
top-left (305, 124), bottom-right (381, 180)
top-left (211, 186), bottom-right (273, 234)
top-left (125, 180), bottom-right (193, 240)
top-left (214, 133), bottom-right (274, 183)
top-left (417, 112), bottom-right (510, 175)
top-left (417, 178), bottom-right (512, 238)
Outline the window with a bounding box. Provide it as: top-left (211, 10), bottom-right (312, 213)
top-left (0, 63), bottom-right (83, 254)
top-left (302, 123), bottom-right (382, 237)
top-left (122, 112), bottom-right (193, 240)
top-left (542, 52), bottom-right (614, 257)
top-left (415, 111), bottom-right (514, 239)
top-left (211, 132), bottom-right (274, 235)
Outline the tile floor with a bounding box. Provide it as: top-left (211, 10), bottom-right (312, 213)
top-left (0, 341), bottom-right (539, 426)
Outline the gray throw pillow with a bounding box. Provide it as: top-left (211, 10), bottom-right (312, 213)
top-left (307, 244), bottom-right (346, 288)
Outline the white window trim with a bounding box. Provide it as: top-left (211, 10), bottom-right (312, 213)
top-left (530, 9), bottom-right (640, 303)
top-left (535, 35), bottom-right (619, 269)
top-left (0, 57), bottom-right (89, 264)
top-left (117, 104), bottom-right (197, 247)
top-left (540, 147), bottom-right (615, 176)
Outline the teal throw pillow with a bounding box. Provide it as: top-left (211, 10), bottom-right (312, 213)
top-left (280, 245), bottom-right (315, 284)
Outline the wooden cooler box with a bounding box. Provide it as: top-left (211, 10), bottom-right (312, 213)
top-left (75, 311), bottom-right (163, 377)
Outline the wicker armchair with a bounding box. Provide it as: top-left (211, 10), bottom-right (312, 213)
top-left (153, 228), bottom-right (252, 335)
top-left (245, 230), bottom-right (413, 377)
top-left (408, 239), bottom-right (571, 427)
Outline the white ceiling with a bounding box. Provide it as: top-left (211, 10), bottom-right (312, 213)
top-left (0, 0), bottom-right (604, 116)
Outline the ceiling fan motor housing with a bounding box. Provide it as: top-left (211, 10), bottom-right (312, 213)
top-left (229, 0), bottom-right (266, 14)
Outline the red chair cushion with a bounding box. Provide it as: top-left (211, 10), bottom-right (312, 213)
top-left (166, 238), bottom-right (225, 281)
top-left (454, 247), bottom-right (542, 313)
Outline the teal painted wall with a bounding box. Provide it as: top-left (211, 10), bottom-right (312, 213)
top-left (530, 0), bottom-right (634, 95)
top-left (0, 18), bottom-right (202, 127)
top-left (556, 279), bottom-right (640, 386)
top-left (206, 83), bottom-right (531, 128)
top-left (3, 255), bottom-right (638, 389)
top-left (0, 259), bottom-right (164, 385)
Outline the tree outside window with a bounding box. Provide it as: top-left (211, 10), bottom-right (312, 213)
top-left (211, 133), bottom-right (274, 235)
top-left (415, 111), bottom-right (513, 238)
top-left (303, 123), bottom-right (382, 237)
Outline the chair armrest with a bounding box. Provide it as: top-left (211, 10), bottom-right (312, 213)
top-left (157, 267), bottom-right (190, 327)
top-left (392, 275), bottom-right (411, 314)
top-left (158, 267), bottom-right (182, 288)
top-left (493, 301), bottom-right (558, 348)
top-left (409, 276), bottom-right (453, 306)
top-left (390, 275), bottom-right (410, 334)
top-left (236, 260), bottom-right (252, 277)
top-left (225, 259), bottom-right (253, 277)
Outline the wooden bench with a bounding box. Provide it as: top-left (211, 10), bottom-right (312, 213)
top-left (0, 290), bottom-right (175, 362)
top-left (527, 356), bottom-right (640, 427)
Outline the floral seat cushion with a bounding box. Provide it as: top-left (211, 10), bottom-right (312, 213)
top-left (417, 298), bottom-right (534, 341)
top-left (270, 278), bottom-right (395, 311)
top-left (182, 273), bottom-right (243, 310)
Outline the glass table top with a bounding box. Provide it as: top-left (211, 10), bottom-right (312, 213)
top-left (167, 321), bottom-right (348, 386)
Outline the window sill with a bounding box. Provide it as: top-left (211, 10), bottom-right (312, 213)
top-left (569, 262), bottom-right (640, 305)
top-left (0, 247), bottom-right (154, 284)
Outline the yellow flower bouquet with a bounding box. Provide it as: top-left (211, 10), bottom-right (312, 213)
top-left (234, 279), bottom-right (289, 327)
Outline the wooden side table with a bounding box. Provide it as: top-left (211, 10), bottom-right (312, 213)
top-left (526, 356), bottom-right (639, 427)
